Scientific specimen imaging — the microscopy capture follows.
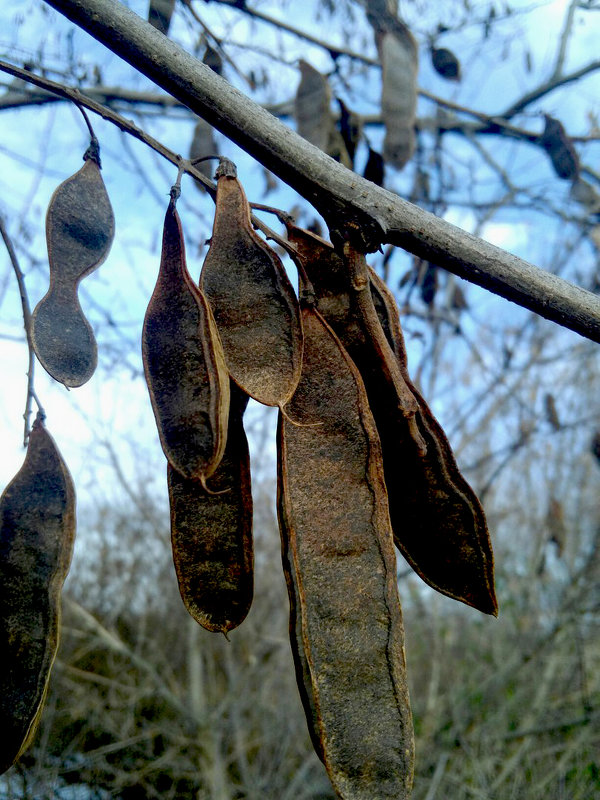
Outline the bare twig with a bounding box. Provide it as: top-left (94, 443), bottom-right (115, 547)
top-left (0, 214), bottom-right (44, 443)
top-left (31, 2), bottom-right (600, 342)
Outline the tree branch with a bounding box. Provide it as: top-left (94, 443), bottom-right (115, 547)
top-left (42, 0), bottom-right (600, 343)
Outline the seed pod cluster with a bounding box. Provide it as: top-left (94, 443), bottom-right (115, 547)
top-left (31, 145), bottom-right (114, 387)
top-left (0, 416), bottom-right (76, 774)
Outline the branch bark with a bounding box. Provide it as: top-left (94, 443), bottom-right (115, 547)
top-left (42, 0), bottom-right (600, 343)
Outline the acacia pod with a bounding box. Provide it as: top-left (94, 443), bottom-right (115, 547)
top-left (368, 268), bottom-right (497, 615)
top-left (31, 153), bottom-right (115, 387)
top-left (200, 160), bottom-right (303, 409)
top-left (278, 300), bottom-right (414, 800)
top-left (295, 60), bottom-right (333, 153)
top-left (541, 114), bottom-right (579, 180)
top-left (377, 23), bottom-right (418, 169)
top-left (288, 225), bottom-right (496, 615)
top-left (142, 199), bottom-right (229, 483)
top-left (148, 0), bottom-right (175, 34)
top-left (0, 416), bottom-right (76, 774)
top-left (189, 118), bottom-right (219, 193)
top-left (168, 383), bottom-right (253, 634)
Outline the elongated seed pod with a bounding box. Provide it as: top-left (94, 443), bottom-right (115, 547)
top-left (0, 416), bottom-right (76, 774)
top-left (295, 60), bottom-right (333, 153)
top-left (168, 382), bottom-right (253, 634)
top-left (278, 300), bottom-right (414, 799)
top-left (189, 118), bottom-right (219, 193)
top-left (142, 198), bottom-right (229, 484)
top-left (200, 160), bottom-right (303, 409)
top-left (288, 225), bottom-right (497, 615)
top-left (541, 114), bottom-right (579, 180)
top-left (31, 150), bottom-right (114, 387)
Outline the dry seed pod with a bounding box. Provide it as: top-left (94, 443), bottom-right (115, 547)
top-left (363, 146), bottom-right (385, 186)
top-left (169, 383), bottom-right (253, 634)
top-left (203, 43), bottom-right (223, 76)
top-left (278, 300), bottom-right (414, 800)
top-left (189, 119), bottom-right (218, 193)
top-left (295, 60), bottom-right (332, 153)
top-left (142, 198), bottom-right (229, 484)
top-left (288, 225), bottom-right (496, 615)
top-left (337, 99), bottom-right (362, 168)
top-left (0, 415), bottom-right (76, 774)
top-left (369, 268), bottom-right (497, 615)
top-left (375, 21), bottom-right (418, 169)
top-left (31, 150), bottom-right (114, 387)
top-left (148, 0), bottom-right (175, 34)
top-left (200, 160), bottom-right (302, 409)
top-left (541, 114), bottom-right (579, 180)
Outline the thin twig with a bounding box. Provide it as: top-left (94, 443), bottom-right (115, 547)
top-left (0, 214), bottom-right (44, 443)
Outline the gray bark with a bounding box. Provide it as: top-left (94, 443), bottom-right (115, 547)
top-left (43, 0), bottom-right (600, 342)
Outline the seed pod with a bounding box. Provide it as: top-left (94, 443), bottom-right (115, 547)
top-left (142, 198), bottom-right (229, 485)
top-left (363, 146), bottom-right (385, 186)
top-left (31, 149), bottom-right (114, 387)
top-left (369, 267), bottom-right (497, 615)
top-left (431, 46), bottom-right (461, 81)
top-left (200, 159), bottom-right (303, 409)
top-left (278, 300), bottom-right (414, 799)
top-left (0, 415), bottom-right (76, 774)
top-left (288, 225), bottom-right (496, 615)
top-left (337, 99), bottom-right (362, 168)
top-left (169, 383), bottom-right (253, 634)
top-left (203, 43), bottom-right (223, 76)
top-left (373, 19), bottom-right (418, 169)
top-left (541, 114), bottom-right (579, 180)
top-left (148, 0), bottom-right (175, 34)
top-left (295, 60), bottom-right (332, 153)
top-left (189, 118), bottom-right (219, 193)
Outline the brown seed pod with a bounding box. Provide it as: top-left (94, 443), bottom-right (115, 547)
top-left (148, 0), bottom-right (175, 34)
top-left (288, 225), bottom-right (497, 615)
top-left (31, 151), bottom-right (115, 387)
top-left (189, 118), bottom-right (219, 193)
top-left (373, 19), bottom-right (418, 170)
top-left (295, 60), bottom-right (333, 153)
top-left (200, 160), bottom-right (303, 409)
top-left (278, 299), bottom-right (413, 799)
top-left (363, 145), bottom-right (385, 186)
top-left (142, 198), bottom-right (229, 485)
top-left (0, 415), bottom-right (76, 774)
top-left (541, 114), bottom-right (579, 180)
top-left (168, 383), bottom-right (253, 634)
top-left (368, 268), bottom-right (497, 615)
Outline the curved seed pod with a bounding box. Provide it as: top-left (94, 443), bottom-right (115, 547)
top-left (0, 415), bottom-right (76, 774)
top-left (278, 300), bottom-right (414, 800)
top-left (189, 119), bottom-right (219, 193)
top-left (288, 225), bottom-right (496, 615)
top-left (541, 114), bottom-right (579, 181)
top-left (200, 160), bottom-right (303, 409)
top-left (295, 60), bottom-right (332, 153)
top-left (169, 383), bottom-right (253, 634)
top-left (375, 21), bottom-right (418, 169)
top-left (142, 199), bottom-right (229, 484)
top-left (31, 151), bottom-right (115, 387)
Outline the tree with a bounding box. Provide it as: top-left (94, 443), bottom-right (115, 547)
top-left (0, 1), bottom-right (599, 798)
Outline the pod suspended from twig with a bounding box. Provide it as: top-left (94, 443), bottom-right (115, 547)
top-left (31, 144), bottom-right (114, 387)
top-left (0, 415), bottom-right (76, 774)
top-left (541, 114), bottom-right (579, 180)
top-left (189, 118), bottom-right (219, 192)
top-left (142, 195), bottom-right (229, 485)
top-left (148, 0), bottom-right (175, 35)
top-left (431, 46), bottom-right (461, 81)
top-left (200, 159), bottom-right (303, 410)
top-left (287, 224), bottom-right (497, 615)
top-left (169, 383), bottom-right (253, 634)
top-left (278, 298), bottom-right (414, 799)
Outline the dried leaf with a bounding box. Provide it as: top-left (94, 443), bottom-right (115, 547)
top-left (200, 160), bottom-right (303, 409)
top-left (543, 393), bottom-right (561, 431)
top-left (431, 46), bottom-right (461, 81)
top-left (142, 199), bottom-right (230, 484)
top-left (278, 300), bottom-right (414, 799)
top-left (169, 383), bottom-right (253, 634)
top-left (0, 416), bottom-right (76, 774)
top-left (31, 152), bottom-right (114, 387)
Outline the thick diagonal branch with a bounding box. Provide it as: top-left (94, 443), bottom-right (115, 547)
top-left (43, 0), bottom-right (600, 343)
